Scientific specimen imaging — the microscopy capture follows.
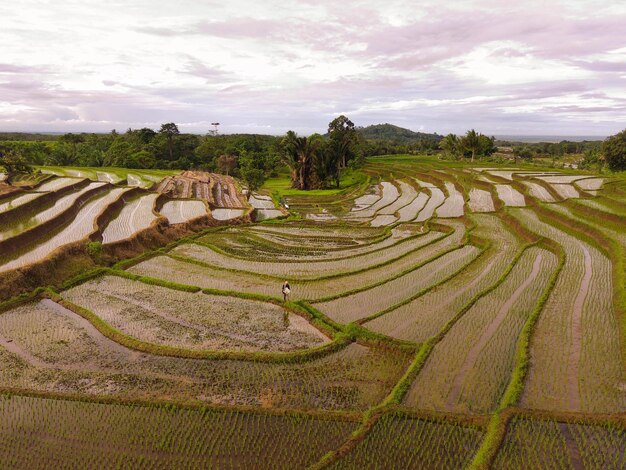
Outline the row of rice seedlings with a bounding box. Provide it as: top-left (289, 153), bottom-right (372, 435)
top-left (521, 180), bottom-right (556, 202)
top-left (255, 209), bottom-right (284, 221)
top-left (404, 247), bottom-right (557, 414)
top-left (536, 175), bottom-right (593, 184)
top-left (200, 231), bottom-right (337, 260)
top-left (159, 200), bottom-right (207, 224)
top-left (566, 420), bottom-right (626, 468)
top-left (41, 166), bottom-right (171, 187)
top-left (398, 192), bottom-right (430, 221)
top-left (370, 214), bottom-right (398, 227)
top-left (493, 416), bottom-right (626, 469)
top-left (492, 417), bottom-right (572, 468)
top-left (485, 170), bottom-right (559, 180)
top-left (435, 182), bottom-right (465, 218)
top-left (315, 245), bottom-right (479, 324)
top-left (249, 224), bottom-right (382, 239)
top-left (248, 193), bottom-right (276, 209)
top-left (378, 180), bottom-right (418, 215)
top-left (468, 188), bottom-right (495, 212)
top-left (42, 167), bottom-right (97, 179)
top-left (512, 209), bottom-right (626, 413)
top-left (495, 184), bottom-right (526, 207)
top-left (551, 183), bottom-right (581, 199)
top-left (347, 182), bottom-right (399, 218)
top-left (574, 177), bottom-right (604, 191)
top-left (136, 222), bottom-right (465, 301)
top-left (413, 178), bottom-right (438, 188)
top-left (0, 395), bottom-right (357, 469)
top-left (349, 181), bottom-right (400, 213)
top-left (0, 302), bottom-right (410, 409)
top-left (126, 173), bottom-right (157, 188)
top-left (173, 230), bottom-right (445, 279)
top-left (0, 182), bottom-right (105, 242)
top-left (238, 227), bottom-right (411, 261)
top-left (33, 176), bottom-right (82, 192)
top-left (0, 192), bottom-right (45, 214)
top-left (102, 193), bottom-right (160, 244)
top-left (211, 208), bottom-right (245, 220)
top-left (415, 186), bottom-right (446, 221)
top-left (62, 276), bottom-right (329, 352)
top-left (365, 214), bottom-right (520, 342)
top-left (573, 198), bottom-right (626, 216)
top-left (250, 230), bottom-right (367, 250)
top-left (328, 412), bottom-right (484, 469)
top-left (0, 187), bottom-right (130, 273)
top-left (351, 189), bottom-right (382, 211)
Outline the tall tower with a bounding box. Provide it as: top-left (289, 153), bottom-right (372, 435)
top-left (211, 122), bottom-right (220, 136)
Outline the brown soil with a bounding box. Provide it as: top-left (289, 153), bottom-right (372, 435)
top-left (0, 182), bottom-right (21, 198)
top-left (155, 171), bottom-right (248, 208)
top-left (558, 422), bottom-right (584, 469)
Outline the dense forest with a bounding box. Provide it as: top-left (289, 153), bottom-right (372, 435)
top-left (0, 119), bottom-right (443, 190)
top-left (1, 122), bottom-right (624, 190)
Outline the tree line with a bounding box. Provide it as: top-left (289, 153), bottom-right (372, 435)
top-left (438, 130), bottom-right (497, 161)
top-left (0, 117), bottom-right (364, 190)
top-left (2, 123), bottom-right (625, 189)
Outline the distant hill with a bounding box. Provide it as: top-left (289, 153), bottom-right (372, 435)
top-left (357, 124), bottom-right (441, 143)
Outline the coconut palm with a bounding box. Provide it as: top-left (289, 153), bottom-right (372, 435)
top-left (281, 131), bottom-right (322, 190)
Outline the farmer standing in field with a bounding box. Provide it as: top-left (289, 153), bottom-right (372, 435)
top-left (282, 281), bottom-right (291, 302)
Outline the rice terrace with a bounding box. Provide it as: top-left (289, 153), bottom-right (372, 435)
top-left (1, 145), bottom-right (626, 468)
top-left (2, 0), bottom-right (626, 468)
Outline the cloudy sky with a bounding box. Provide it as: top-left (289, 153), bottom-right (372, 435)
top-left (1, 0), bottom-right (625, 136)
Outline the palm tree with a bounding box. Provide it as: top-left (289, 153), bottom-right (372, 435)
top-left (281, 131), bottom-right (321, 190)
top-left (439, 133), bottom-right (460, 158)
top-left (461, 129), bottom-right (480, 162)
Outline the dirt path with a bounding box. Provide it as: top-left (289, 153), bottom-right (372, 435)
top-left (567, 242), bottom-right (592, 411)
top-left (445, 253), bottom-right (543, 409)
top-left (558, 423), bottom-right (584, 470)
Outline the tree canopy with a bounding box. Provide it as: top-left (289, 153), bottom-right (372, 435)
top-left (603, 129), bottom-right (626, 171)
top-left (0, 150), bottom-right (32, 184)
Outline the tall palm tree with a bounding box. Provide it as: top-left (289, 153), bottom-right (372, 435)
top-left (462, 129), bottom-right (480, 162)
top-left (281, 131), bottom-right (321, 190)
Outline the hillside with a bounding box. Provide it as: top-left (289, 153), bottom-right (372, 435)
top-left (357, 123), bottom-right (442, 143)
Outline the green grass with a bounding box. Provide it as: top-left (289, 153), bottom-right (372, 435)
top-left (261, 168), bottom-right (367, 198)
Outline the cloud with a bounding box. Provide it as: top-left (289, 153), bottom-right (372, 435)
top-left (0, 0), bottom-right (625, 135)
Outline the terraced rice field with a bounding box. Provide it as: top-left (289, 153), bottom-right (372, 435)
top-left (102, 193), bottom-right (160, 244)
top-left (436, 182), bottom-right (465, 217)
top-left (160, 199), bottom-right (207, 224)
top-left (62, 275), bottom-right (329, 352)
top-left (0, 187), bottom-right (129, 272)
top-left (211, 208), bottom-right (245, 220)
top-left (522, 180), bottom-right (556, 202)
top-left (405, 247), bottom-right (558, 414)
top-left (1, 160), bottom-right (625, 467)
top-left (495, 184), bottom-right (526, 206)
top-left (415, 185), bottom-right (445, 221)
top-left (0, 191), bottom-right (43, 213)
top-left (494, 416), bottom-right (626, 469)
top-left (0, 181), bottom-right (105, 242)
top-left (468, 188), bottom-right (495, 212)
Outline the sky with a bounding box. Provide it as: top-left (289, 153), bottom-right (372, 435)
top-left (0, 0), bottom-right (625, 136)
